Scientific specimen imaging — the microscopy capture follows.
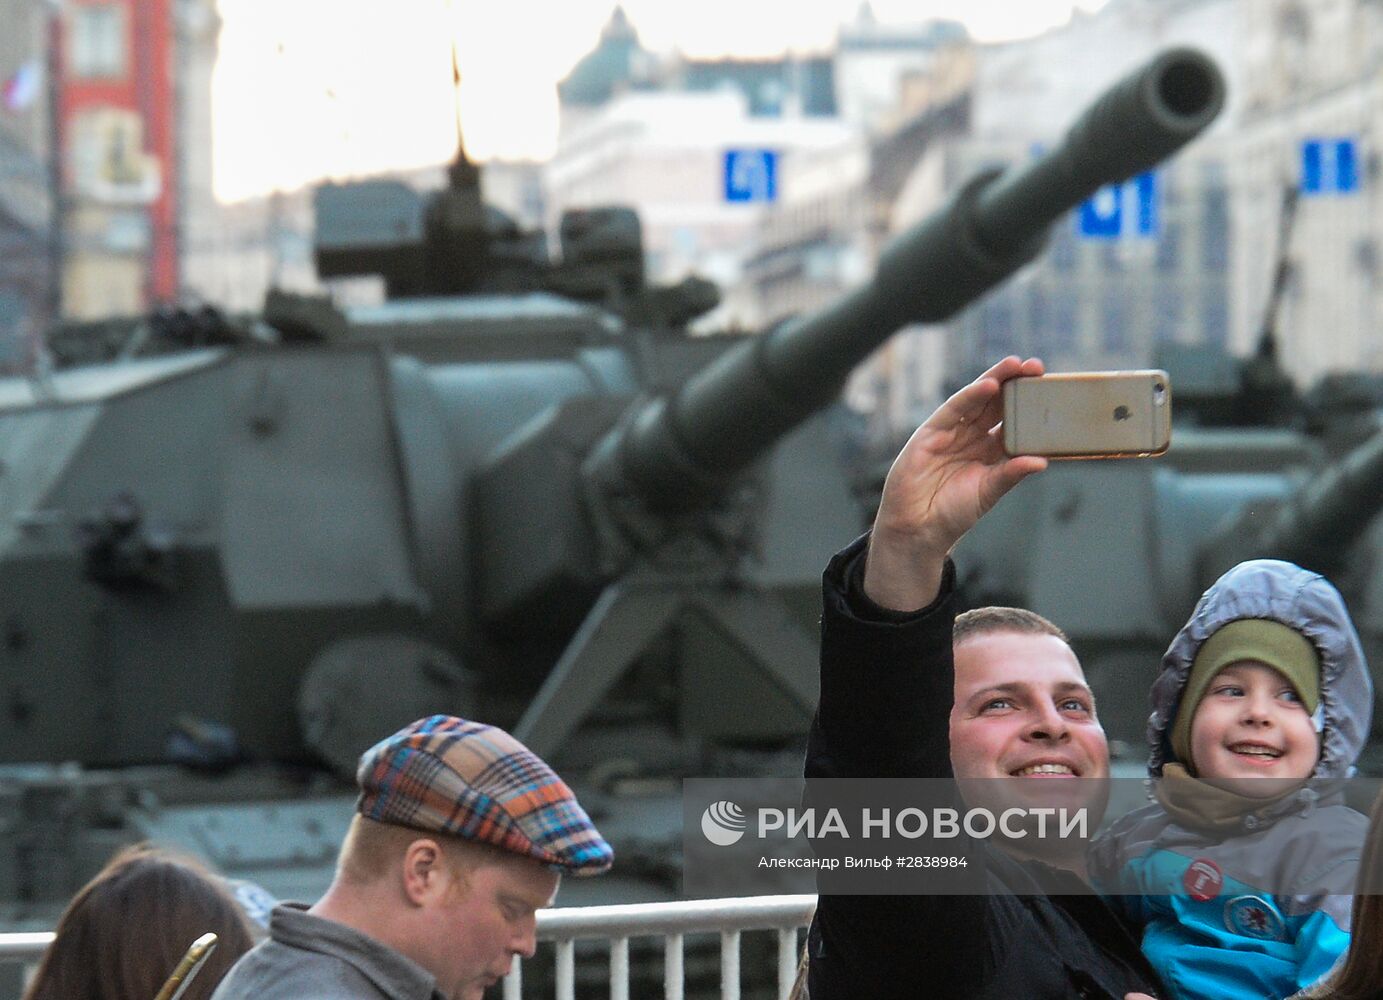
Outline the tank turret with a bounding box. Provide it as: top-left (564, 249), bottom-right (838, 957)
top-left (313, 147), bottom-right (708, 325)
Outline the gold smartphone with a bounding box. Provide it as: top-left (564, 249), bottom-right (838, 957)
top-left (1002, 370), bottom-right (1171, 459)
top-left (153, 932), bottom-right (218, 1000)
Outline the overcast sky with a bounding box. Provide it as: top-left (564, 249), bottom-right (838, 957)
top-left (212, 0), bottom-right (1109, 201)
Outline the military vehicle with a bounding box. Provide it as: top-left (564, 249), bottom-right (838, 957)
top-left (0, 46), bottom-right (1238, 936)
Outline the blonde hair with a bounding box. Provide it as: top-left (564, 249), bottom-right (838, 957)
top-left (954, 606), bottom-right (1069, 646)
top-left (336, 815), bottom-right (500, 887)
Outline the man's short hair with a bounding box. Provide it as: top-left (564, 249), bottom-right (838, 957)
top-left (337, 815), bottom-right (503, 888)
top-left (953, 606), bottom-right (1069, 646)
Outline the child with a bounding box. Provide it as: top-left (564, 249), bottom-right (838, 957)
top-left (1089, 559), bottom-right (1373, 1000)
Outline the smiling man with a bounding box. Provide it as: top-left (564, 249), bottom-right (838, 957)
top-left (212, 716), bottom-right (612, 1000)
top-left (805, 357), bottom-right (1164, 1000)
top-left (948, 606), bottom-right (1113, 872)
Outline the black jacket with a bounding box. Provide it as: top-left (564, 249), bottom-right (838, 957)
top-left (805, 537), bottom-right (1164, 1000)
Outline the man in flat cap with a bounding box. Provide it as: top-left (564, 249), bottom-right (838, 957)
top-left (212, 715), bottom-right (612, 1000)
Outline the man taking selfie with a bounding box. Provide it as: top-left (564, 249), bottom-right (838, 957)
top-left (805, 356), bottom-right (1164, 1000)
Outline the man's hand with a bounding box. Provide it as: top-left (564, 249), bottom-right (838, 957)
top-left (863, 355), bottom-right (1047, 611)
top-left (1126, 994), bottom-right (1158, 999)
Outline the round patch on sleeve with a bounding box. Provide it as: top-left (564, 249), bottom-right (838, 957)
top-left (1182, 857), bottom-right (1222, 901)
top-left (1223, 895), bottom-right (1286, 941)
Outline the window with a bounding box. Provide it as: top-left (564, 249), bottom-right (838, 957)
top-left (1100, 242), bottom-right (1123, 273)
top-left (1153, 287), bottom-right (1181, 343)
top-left (1201, 187), bottom-right (1229, 272)
top-left (1101, 286), bottom-right (1127, 351)
top-left (1156, 220), bottom-right (1181, 272)
top-left (1049, 288), bottom-right (1077, 351)
top-left (980, 293), bottom-right (1015, 358)
top-left (1028, 284), bottom-right (1046, 342)
top-left (1050, 223), bottom-right (1077, 272)
top-left (69, 4), bottom-right (126, 79)
top-left (1201, 283), bottom-right (1228, 346)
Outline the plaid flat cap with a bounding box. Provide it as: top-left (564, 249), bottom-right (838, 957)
top-left (356, 716), bottom-right (613, 876)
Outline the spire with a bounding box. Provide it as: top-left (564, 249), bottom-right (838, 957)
top-left (445, 1), bottom-right (480, 190)
top-left (604, 5), bottom-right (638, 42)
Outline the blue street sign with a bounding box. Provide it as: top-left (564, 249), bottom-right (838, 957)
top-left (1302, 141), bottom-right (1322, 193)
top-left (1133, 171), bottom-right (1158, 236)
top-left (1338, 140), bottom-right (1359, 192)
top-left (1079, 185), bottom-right (1122, 238)
top-left (1077, 171), bottom-right (1158, 239)
top-left (724, 149), bottom-right (777, 203)
top-left (1301, 138), bottom-right (1359, 195)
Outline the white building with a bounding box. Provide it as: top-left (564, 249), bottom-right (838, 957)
top-left (545, 88), bottom-right (856, 318)
top-left (1225, 0), bottom-right (1383, 382)
top-left (833, 4), bottom-right (967, 132)
top-left (970, 0), bottom-right (1244, 140)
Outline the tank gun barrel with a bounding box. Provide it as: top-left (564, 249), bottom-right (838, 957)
top-left (588, 48), bottom-right (1226, 512)
top-left (1199, 424), bottom-right (1383, 583)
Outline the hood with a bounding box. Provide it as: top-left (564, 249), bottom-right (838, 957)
top-left (1147, 559), bottom-right (1373, 780)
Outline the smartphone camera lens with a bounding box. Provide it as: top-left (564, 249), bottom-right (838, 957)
top-left (1153, 382), bottom-right (1168, 406)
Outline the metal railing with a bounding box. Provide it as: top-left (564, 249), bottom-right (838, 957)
top-left (0, 894), bottom-right (815, 1000)
top-left (507, 894), bottom-right (814, 1000)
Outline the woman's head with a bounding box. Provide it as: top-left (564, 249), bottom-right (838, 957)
top-left (22, 844), bottom-right (256, 1000)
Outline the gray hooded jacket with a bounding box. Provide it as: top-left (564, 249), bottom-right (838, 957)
top-left (1088, 559), bottom-right (1373, 1000)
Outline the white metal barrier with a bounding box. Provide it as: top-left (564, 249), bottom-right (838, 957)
top-left (506, 894), bottom-right (815, 1000)
top-left (0, 895), bottom-right (816, 999)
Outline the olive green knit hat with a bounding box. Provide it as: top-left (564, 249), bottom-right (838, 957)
top-left (1169, 618), bottom-right (1321, 770)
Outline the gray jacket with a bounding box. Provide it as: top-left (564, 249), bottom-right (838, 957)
top-left (1088, 559), bottom-right (1373, 1000)
top-left (211, 903), bottom-right (444, 1000)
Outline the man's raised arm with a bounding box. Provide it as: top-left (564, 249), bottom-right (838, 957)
top-left (863, 354), bottom-right (1047, 611)
top-left (804, 357), bottom-right (1049, 997)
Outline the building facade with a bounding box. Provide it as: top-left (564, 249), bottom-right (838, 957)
top-left (1225, 0), bottom-right (1383, 383)
top-left (58, 0), bottom-right (180, 319)
top-left (0, 0), bottom-right (233, 364)
top-left (0, 0), bottom-right (56, 369)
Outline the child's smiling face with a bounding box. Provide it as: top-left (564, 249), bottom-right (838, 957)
top-left (1189, 661), bottom-right (1320, 798)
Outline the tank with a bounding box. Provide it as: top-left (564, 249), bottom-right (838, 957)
top-left (0, 48), bottom-right (1227, 924)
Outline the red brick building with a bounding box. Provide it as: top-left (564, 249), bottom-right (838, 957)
top-left (57, 0), bottom-right (178, 316)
